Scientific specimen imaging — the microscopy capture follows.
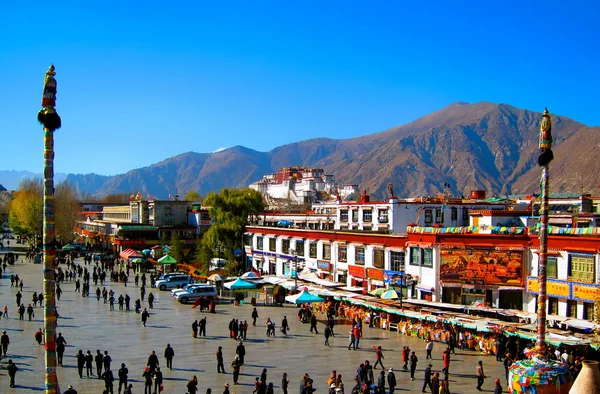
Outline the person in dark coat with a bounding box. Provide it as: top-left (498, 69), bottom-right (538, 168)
top-left (410, 352), bottom-right (419, 381)
top-left (118, 363), bottom-right (129, 394)
top-left (231, 355), bottom-right (241, 385)
top-left (199, 317), bottom-right (207, 337)
top-left (76, 350), bottom-right (86, 378)
top-left (192, 320), bottom-right (199, 338)
top-left (281, 372), bottom-right (289, 394)
top-left (1, 330), bottom-right (10, 357)
top-left (141, 308), bottom-right (150, 326)
top-left (148, 292), bottom-right (154, 309)
top-left (147, 351), bottom-right (159, 374)
top-left (432, 371), bottom-right (441, 394)
top-left (153, 367), bottom-right (163, 394)
top-left (216, 346), bottom-right (225, 373)
top-left (377, 371), bottom-right (385, 394)
top-left (187, 375), bottom-right (199, 394)
top-left (85, 350), bottom-right (94, 377)
top-left (309, 314), bottom-right (319, 334)
top-left (103, 351), bottom-right (112, 374)
top-left (387, 368), bottom-right (396, 394)
top-left (8, 359), bottom-right (19, 387)
top-left (494, 378), bottom-right (503, 394)
top-left (236, 341), bottom-right (246, 365)
top-left (56, 333), bottom-right (67, 366)
top-left (95, 350), bottom-right (104, 377)
top-left (164, 344), bottom-right (175, 370)
top-left (422, 363), bottom-right (433, 392)
top-left (102, 368), bottom-right (115, 394)
top-left (252, 308), bottom-right (259, 326)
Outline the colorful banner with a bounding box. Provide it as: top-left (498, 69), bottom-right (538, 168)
top-left (348, 265), bottom-right (365, 278)
top-left (572, 283), bottom-right (600, 302)
top-left (383, 270), bottom-right (405, 285)
top-left (317, 261), bottom-right (331, 272)
top-left (440, 249), bottom-right (523, 285)
top-left (406, 225), bottom-right (526, 235)
top-left (367, 268), bottom-right (384, 281)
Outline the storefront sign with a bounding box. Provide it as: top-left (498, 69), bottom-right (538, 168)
top-left (440, 249), bottom-right (523, 286)
top-left (317, 261), bottom-right (331, 272)
top-left (367, 268), bottom-right (384, 281)
top-left (527, 277), bottom-right (571, 298)
top-left (383, 270), bottom-right (405, 285)
top-left (348, 265), bottom-right (365, 278)
top-left (572, 283), bottom-right (600, 302)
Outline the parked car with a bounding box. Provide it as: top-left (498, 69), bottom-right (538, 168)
top-left (155, 275), bottom-right (194, 291)
top-left (175, 285), bottom-right (218, 304)
top-left (171, 283), bottom-right (204, 297)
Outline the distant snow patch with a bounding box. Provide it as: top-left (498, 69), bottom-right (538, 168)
top-left (213, 147), bottom-right (227, 153)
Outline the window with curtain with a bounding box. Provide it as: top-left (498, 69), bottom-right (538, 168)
top-left (338, 246), bottom-right (347, 262)
top-left (569, 254), bottom-right (595, 282)
top-left (269, 238), bottom-right (276, 252)
top-left (295, 240), bottom-right (305, 256)
top-left (435, 208), bottom-right (443, 224)
top-left (340, 210), bottom-right (348, 222)
top-left (282, 239), bottom-right (290, 254)
top-left (352, 210), bottom-right (358, 222)
top-left (423, 249), bottom-right (433, 267)
top-left (373, 249), bottom-right (384, 268)
top-left (322, 244), bottom-right (331, 260)
top-left (257, 237), bottom-right (263, 250)
top-left (547, 257), bottom-right (558, 279)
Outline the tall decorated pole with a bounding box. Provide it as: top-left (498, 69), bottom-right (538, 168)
top-left (507, 109), bottom-right (571, 394)
top-left (38, 65), bottom-right (61, 394)
top-left (536, 107), bottom-right (553, 356)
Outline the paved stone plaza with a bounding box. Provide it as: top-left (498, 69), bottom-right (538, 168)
top-left (0, 245), bottom-right (507, 393)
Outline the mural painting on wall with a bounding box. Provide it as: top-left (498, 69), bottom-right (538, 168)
top-left (440, 249), bottom-right (523, 285)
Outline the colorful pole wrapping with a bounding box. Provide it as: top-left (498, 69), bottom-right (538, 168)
top-left (38, 65), bottom-right (61, 394)
top-left (536, 108), bottom-right (553, 357)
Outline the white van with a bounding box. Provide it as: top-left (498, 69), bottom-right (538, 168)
top-left (155, 275), bottom-right (194, 291)
top-left (175, 285), bottom-right (218, 304)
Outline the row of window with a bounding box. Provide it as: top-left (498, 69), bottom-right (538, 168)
top-left (340, 209), bottom-right (388, 223)
top-left (423, 207), bottom-right (469, 225)
top-left (543, 255), bottom-right (596, 282)
top-left (547, 297), bottom-right (595, 320)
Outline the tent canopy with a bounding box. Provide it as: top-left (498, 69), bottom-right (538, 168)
top-left (157, 255), bottom-right (177, 265)
top-left (120, 248), bottom-right (144, 260)
top-left (130, 258), bottom-right (145, 264)
top-left (380, 289), bottom-right (400, 299)
top-left (241, 271), bottom-right (261, 279)
top-left (285, 290), bottom-right (324, 304)
top-left (62, 244), bottom-right (76, 251)
top-left (208, 274), bottom-right (225, 282)
top-left (224, 278), bottom-right (257, 290)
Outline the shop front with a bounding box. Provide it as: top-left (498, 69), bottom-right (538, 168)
top-left (317, 260), bottom-right (332, 280)
top-left (367, 268), bottom-right (384, 291)
top-left (348, 265), bottom-right (366, 288)
top-left (527, 276), bottom-right (599, 320)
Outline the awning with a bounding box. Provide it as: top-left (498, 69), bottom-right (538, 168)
top-left (120, 248), bottom-right (144, 260)
top-left (119, 225), bottom-right (158, 231)
top-left (498, 286), bottom-right (524, 291)
top-left (441, 283), bottom-right (463, 288)
top-left (494, 245), bottom-right (525, 251)
top-left (417, 285), bottom-right (434, 292)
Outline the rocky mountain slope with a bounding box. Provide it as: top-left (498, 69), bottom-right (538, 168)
top-left (62, 102), bottom-right (599, 199)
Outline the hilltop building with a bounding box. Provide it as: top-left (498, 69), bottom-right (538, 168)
top-left (249, 166), bottom-right (358, 205)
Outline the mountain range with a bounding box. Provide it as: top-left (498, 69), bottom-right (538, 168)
top-left (3, 102), bottom-right (599, 199)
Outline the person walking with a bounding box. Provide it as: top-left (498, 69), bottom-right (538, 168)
top-left (125, 294), bottom-right (131, 311)
top-left (16, 290), bottom-right (22, 307)
top-left (56, 333), bottom-right (67, 366)
top-left (441, 375), bottom-right (450, 394)
top-left (353, 325), bottom-right (361, 349)
top-left (18, 303), bottom-right (25, 321)
top-left (187, 375), bottom-right (199, 394)
top-left (422, 363), bottom-right (433, 393)
top-left (410, 351), bottom-right (419, 381)
top-left (324, 325), bottom-right (332, 347)
top-left (118, 363), bottom-right (129, 394)
top-left (1, 330), bottom-right (10, 357)
top-left (199, 317), bottom-right (207, 337)
top-left (164, 343), bottom-right (175, 370)
top-left (431, 372), bottom-right (440, 394)
top-left (476, 360), bottom-right (486, 391)
top-left (504, 354), bottom-right (513, 384)
top-left (85, 350), bottom-right (94, 377)
top-left (282, 372), bottom-right (289, 394)
top-left (426, 340), bottom-right (434, 359)
top-left (348, 328), bottom-right (356, 350)
top-left (252, 307), bottom-right (259, 326)
top-left (153, 367), bottom-right (163, 394)
top-left (231, 355), bottom-right (241, 385)
top-left (95, 350), bottom-right (104, 377)
top-left (309, 313), bottom-right (319, 334)
top-left (442, 348), bottom-right (450, 375)
top-left (35, 328), bottom-right (44, 345)
top-left (236, 341), bottom-right (246, 365)
top-left (141, 308), bottom-right (150, 326)
top-left (387, 368), bottom-right (396, 394)
top-left (373, 346), bottom-right (385, 370)
top-left (76, 350), bottom-right (86, 378)
top-left (143, 367), bottom-right (153, 394)
top-left (148, 292), bottom-right (154, 309)
top-left (281, 316), bottom-right (290, 335)
top-left (27, 304), bottom-right (34, 320)
top-left (102, 368), bottom-right (115, 394)
top-left (7, 359), bottom-right (19, 387)
top-left (216, 346), bottom-right (225, 373)
top-left (377, 370), bottom-right (386, 394)
top-left (147, 350), bottom-right (160, 374)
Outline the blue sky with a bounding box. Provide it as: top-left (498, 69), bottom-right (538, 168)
top-left (1, 1), bottom-right (598, 176)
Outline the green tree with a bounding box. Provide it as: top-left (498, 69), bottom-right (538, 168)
top-left (183, 190), bottom-right (203, 202)
top-left (200, 188), bottom-right (265, 273)
top-left (193, 238), bottom-right (212, 275)
top-left (169, 231), bottom-right (184, 263)
top-left (54, 183), bottom-right (81, 243)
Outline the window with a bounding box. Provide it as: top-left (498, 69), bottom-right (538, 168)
top-left (352, 210), bottom-right (358, 222)
top-left (451, 207), bottom-right (458, 221)
top-left (355, 247), bottom-right (365, 265)
top-left (390, 251), bottom-right (405, 272)
top-left (257, 236), bottom-right (263, 250)
top-left (338, 246), bottom-right (347, 262)
top-left (269, 238), bottom-right (276, 252)
top-left (548, 297), bottom-right (559, 315)
top-left (567, 300), bottom-right (577, 318)
top-left (584, 302), bottom-right (595, 321)
top-left (282, 239), bottom-right (290, 254)
top-left (423, 249), bottom-right (433, 267)
top-left (322, 244), bottom-right (331, 260)
top-left (309, 242), bottom-right (317, 259)
top-left (363, 210), bottom-right (372, 222)
top-left (378, 210), bottom-right (388, 223)
top-left (462, 208), bottom-right (469, 221)
top-left (244, 234), bottom-right (253, 246)
top-left (424, 209), bottom-right (433, 225)
top-left (373, 249), bottom-right (384, 268)
top-left (295, 240), bottom-right (305, 256)
top-left (340, 210), bottom-right (348, 222)
top-left (435, 208), bottom-right (443, 224)
top-left (410, 248), bottom-right (421, 266)
top-left (547, 257), bottom-right (558, 279)
top-left (570, 254), bottom-right (595, 283)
